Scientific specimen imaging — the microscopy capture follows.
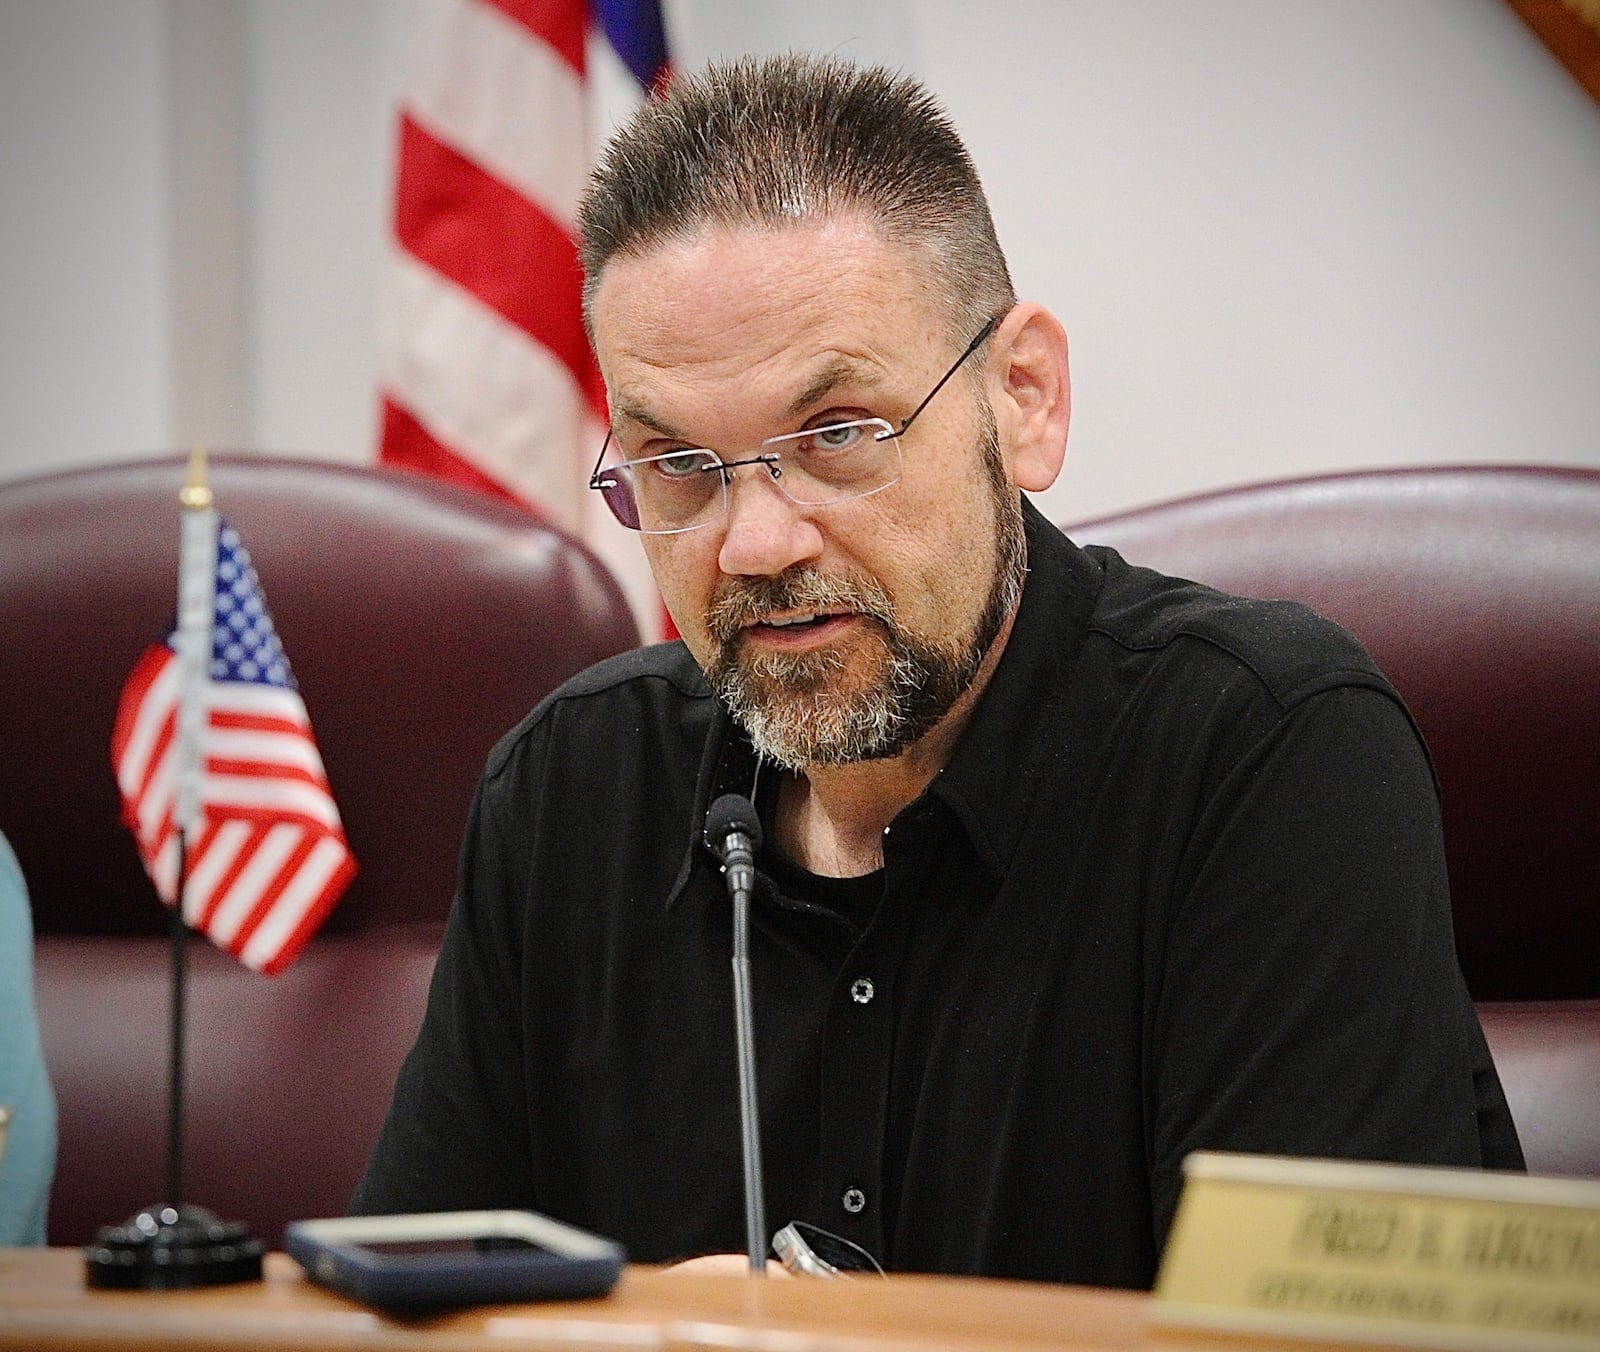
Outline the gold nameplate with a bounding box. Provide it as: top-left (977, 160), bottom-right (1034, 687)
top-left (1153, 1152), bottom-right (1600, 1350)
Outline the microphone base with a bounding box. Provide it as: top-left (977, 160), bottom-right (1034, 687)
top-left (84, 1204), bottom-right (265, 1289)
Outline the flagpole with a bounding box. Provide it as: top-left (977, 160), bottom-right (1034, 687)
top-left (85, 451), bottom-right (264, 1289)
top-left (169, 839), bottom-right (189, 1211)
top-left (169, 447), bottom-right (215, 1213)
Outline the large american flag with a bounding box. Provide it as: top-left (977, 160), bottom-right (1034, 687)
top-left (377, 0), bottom-right (671, 637)
top-left (111, 520), bottom-right (357, 976)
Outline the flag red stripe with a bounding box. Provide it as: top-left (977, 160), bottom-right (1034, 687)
top-left (190, 818), bottom-right (221, 861)
top-left (257, 850), bottom-right (361, 977)
top-left (188, 819), bottom-right (356, 946)
top-left (110, 644), bottom-right (174, 762)
top-left (191, 821), bottom-right (266, 931)
top-left (226, 829), bottom-right (318, 955)
top-left (206, 760), bottom-right (326, 788)
top-left (394, 115), bottom-right (606, 419)
top-left (110, 646), bottom-right (178, 833)
top-left (196, 809), bottom-right (342, 837)
top-left (208, 709), bottom-right (313, 736)
top-left (146, 812), bottom-right (179, 891)
top-left (479, 0), bottom-right (586, 76)
top-left (378, 398), bottom-right (545, 514)
top-left (128, 711), bottom-right (176, 837)
top-left (175, 819), bottom-right (224, 913)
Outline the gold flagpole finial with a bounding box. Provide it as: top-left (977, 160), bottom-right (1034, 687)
top-left (179, 446), bottom-right (213, 511)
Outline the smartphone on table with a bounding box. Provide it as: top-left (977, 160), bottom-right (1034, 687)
top-left (284, 1209), bottom-right (625, 1309)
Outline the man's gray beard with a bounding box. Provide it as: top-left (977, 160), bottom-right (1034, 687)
top-left (705, 423), bottom-right (1027, 771)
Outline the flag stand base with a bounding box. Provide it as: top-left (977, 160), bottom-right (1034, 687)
top-left (84, 1204), bottom-right (265, 1289)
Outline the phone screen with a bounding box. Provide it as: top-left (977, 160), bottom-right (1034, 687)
top-left (353, 1237), bottom-right (551, 1259)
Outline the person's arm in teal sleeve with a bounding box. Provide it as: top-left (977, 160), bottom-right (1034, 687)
top-left (0, 832), bottom-right (57, 1244)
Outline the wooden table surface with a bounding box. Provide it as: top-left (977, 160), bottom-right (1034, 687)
top-left (0, 1247), bottom-right (1165, 1352)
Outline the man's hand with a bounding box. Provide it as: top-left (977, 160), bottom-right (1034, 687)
top-left (666, 1253), bottom-right (792, 1277)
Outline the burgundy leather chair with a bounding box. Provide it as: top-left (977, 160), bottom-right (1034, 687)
top-left (1063, 465), bottom-right (1600, 1177)
top-left (0, 454), bottom-right (641, 1244)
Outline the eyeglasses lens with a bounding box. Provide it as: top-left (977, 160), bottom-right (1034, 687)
top-left (598, 421), bottom-right (899, 535)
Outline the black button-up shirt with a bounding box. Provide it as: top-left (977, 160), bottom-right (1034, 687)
top-left (354, 502), bottom-right (1521, 1288)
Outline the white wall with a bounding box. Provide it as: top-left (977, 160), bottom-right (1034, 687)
top-left (0, 0), bottom-right (172, 473)
top-left (2, 0), bottom-right (1596, 523)
top-left (244, 0), bottom-right (404, 460)
top-left (916, 1), bottom-right (1600, 520)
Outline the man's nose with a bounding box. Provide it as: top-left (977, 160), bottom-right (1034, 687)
top-left (716, 465), bottom-right (825, 578)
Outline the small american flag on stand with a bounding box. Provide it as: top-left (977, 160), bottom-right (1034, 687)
top-left (112, 518), bottom-right (356, 975)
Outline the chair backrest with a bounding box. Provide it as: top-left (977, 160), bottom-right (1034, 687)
top-left (0, 453), bottom-right (642, 1242)
top-left (1062, 465), bottom-right (1600, 1175)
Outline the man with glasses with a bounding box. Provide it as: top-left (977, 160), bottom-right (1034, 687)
top-left (355, 55), bottom-right (1521, 1288)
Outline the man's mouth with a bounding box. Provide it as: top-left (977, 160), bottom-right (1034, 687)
top-left (744, 609), bottom-right (858, 642)
top-left (706, 568), bottom-right (896, 649)
top-left (751, 606), bottom-right (860, 629)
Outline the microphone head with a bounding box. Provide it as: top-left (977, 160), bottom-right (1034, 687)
top-left (704, 793), bottom-right (763, 858)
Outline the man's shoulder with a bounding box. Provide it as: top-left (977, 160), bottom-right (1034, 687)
top-left (484, 640), bottom-right (714, 777)
top-left (1077, 542), bottom-right (1390, 708)
top-left (542, 639), bottom-right (711, 705)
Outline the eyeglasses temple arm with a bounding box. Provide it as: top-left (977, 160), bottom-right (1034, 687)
top-left (884, 316), bottom-right (1001, 439)
top-left (587, 426), bottom-right (614, 485)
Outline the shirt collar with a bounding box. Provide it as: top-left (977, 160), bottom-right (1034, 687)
top-left (921, 499), bottom-right (1100, 878)
top-left (665, 498), bottom-right (1102, 907)
top-left (666, 697), bottom-right (758, 911)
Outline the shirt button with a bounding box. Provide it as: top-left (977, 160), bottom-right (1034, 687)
top-left (850, 977), bottom-right (875, 1005)
top-left (842, 1187), bottom-right (867, 1215)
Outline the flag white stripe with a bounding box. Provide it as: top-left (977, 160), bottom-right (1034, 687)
top-left (380, 251), bottom-right (590, 527)
top-left (204, 775), bottom-right (344, 830)
top-left (184, 819), bottom-right (252, 926)
top-left (210, 682), bottom-right (317, 720)
top-left (205, 823), bottom-right (303, 946)
top-left (206, 725), bottom-right (328, 779)
top-left (151, 834), bottom-right (180, 907)
top-left (584, 23), bottom-right (658, 155)
top-left (115, 658), bottom-right (179, 798)
top-left (236, 835), bottom-right (351, 973)
top-left (134, 744), bottom-right (176, 847)
top-left (404, 0), bottom-right (588, 230)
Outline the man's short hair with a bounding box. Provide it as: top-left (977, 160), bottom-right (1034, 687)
top-left (578, 53), bottom-right (1016, 343)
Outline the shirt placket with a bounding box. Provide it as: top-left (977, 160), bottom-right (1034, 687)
top-left (810, 807), bottom-right (936, 1264)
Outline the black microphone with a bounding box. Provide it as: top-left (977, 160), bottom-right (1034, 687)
top-left (703, 794), bottom-right (767, 1274)
top-left (705, 793), bottom-right (761, 897)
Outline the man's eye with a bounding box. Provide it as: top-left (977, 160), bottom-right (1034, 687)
top-left (651, 450), bottom-right (710, 479)
top-left (806, 422), bottom-right (866, 452)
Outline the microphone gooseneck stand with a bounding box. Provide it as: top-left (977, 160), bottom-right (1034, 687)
top-left (704, 794), bottom-right (768, 1274)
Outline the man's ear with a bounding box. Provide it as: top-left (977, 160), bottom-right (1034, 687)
top-left (990, 303), bottom-right (1070, 493)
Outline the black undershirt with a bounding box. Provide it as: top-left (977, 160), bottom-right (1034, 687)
top-left (756, 780), bottom-right (884, 935)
